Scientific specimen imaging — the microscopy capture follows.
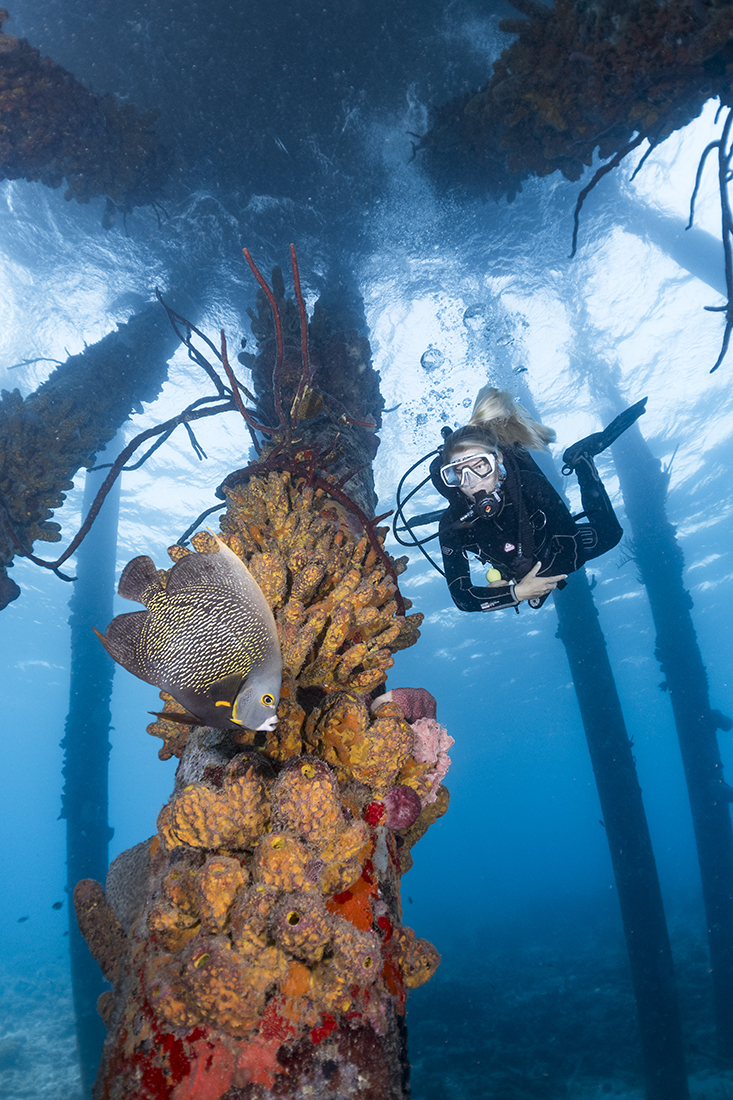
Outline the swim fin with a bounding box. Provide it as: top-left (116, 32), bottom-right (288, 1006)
top-left (562, 397), bottom-right (648, 474)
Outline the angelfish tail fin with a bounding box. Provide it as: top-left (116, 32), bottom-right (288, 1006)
top-left (96, 610), bottom-right (157, 684)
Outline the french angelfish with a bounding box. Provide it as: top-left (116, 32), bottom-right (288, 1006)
top-left (96, 536), bottom-right (282, 731)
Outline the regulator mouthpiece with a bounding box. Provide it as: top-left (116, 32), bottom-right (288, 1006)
top-left (473, 488), bottom-right (503, 517)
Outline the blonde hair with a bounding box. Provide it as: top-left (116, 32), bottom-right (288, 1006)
top-left (469, 385), bottom-right (556, 451)
top-left (442, 423), bottom-right (500, 465)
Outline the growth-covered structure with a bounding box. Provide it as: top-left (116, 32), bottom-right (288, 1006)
top-left (74, 254), bottom-right (448, 1098)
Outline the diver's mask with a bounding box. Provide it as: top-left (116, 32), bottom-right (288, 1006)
top-left (440, 452), bottom-right (498, 488)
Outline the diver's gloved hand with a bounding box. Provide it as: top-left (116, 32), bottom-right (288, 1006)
top-left (513, 561), bottom-right (567, 602)
top-left (561, 397), bottom-right (648, 474)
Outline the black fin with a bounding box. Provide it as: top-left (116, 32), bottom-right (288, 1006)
top-left (118, 556), bottom-right (161, 603)
top-left (207, 672), bottom-right (245, 705)
top-left (97, 611), bottom-right (159, 685)
top-left (156, 680), bottom-right (247, 730)
top-left (562, 398), bottom-right (648, 474)
top-left (166, 542), bottom-right (252, 600)
top-left (148, 711), bottom-right (204, 727)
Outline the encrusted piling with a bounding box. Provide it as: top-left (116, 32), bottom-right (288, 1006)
top-left (418, 0), bottom-right (733, 200)
top-left (74, 252), bottom-right (450, 1098)
top-left (0, 9), bottom-right (169, 207)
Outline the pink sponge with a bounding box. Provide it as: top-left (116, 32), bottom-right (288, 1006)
top-left (410, 717), bottom-right (455, 804)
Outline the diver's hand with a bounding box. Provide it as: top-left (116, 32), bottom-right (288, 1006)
top-left (513, 562), bottom-right (567, 602)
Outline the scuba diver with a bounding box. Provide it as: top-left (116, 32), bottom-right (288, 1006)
top-left (425, 387), bottom-right (647, 613)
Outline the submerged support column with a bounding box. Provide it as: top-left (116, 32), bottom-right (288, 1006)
top-left (73, 259), bottom-right (447, 1099)
top-left (555, 570), bottom-right (689, 1100)
top-left (612, 422), bottom-right (733, 1057)
top-left (63, 463), bottom-right (121, 1096)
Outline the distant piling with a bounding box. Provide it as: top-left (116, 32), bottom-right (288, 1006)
top-left (62, 463), bottom-right (120, 1096)
top-left (555, 570), bottom-right (689, 1100)
top-left (613, 420), bottom-right (733, 1059)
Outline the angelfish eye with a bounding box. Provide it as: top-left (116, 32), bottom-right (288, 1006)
top-left (261, 693), bottom-right (275, 707)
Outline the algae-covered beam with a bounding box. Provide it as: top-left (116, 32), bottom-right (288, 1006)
top-left (612, 420), bottom-right (733, 1058)
top-left (0, 10), bottom-right (169, 210)
top-left (419, 0), bottom-right (733, 201)
top-left (74, 250), bottom-right (448, 1099)
top-left (0, 302), bottom-right (181, 609)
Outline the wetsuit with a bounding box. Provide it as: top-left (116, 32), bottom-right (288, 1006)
top-left (434, 447), bottom-right (622, 613)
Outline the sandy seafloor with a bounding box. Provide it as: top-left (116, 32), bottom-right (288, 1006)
top-left (0, 956), bottom-right (80, 1100)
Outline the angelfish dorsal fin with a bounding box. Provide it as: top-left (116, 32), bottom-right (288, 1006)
top-left (118, 556), bottom-right (162, 604)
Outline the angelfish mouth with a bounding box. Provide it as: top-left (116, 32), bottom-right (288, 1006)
top-left (256, 716), bottom-right (279, 732)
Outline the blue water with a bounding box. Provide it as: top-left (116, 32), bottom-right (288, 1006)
top-left (2, 2), bottom-right (733, 1097)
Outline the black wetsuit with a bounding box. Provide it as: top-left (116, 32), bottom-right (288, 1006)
top-left (434, 447), bottom-right (622, 613)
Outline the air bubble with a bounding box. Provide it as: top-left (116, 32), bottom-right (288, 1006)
top-left (420, 346), bottom-right (445, 372)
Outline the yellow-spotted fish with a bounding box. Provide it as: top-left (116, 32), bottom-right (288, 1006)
top-left (96, 537), bottom-right (282, 731)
